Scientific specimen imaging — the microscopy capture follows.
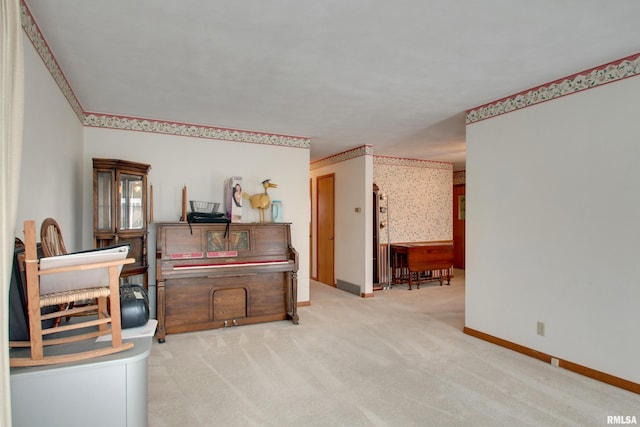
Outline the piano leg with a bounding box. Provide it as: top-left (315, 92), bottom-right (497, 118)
top-left (287, 272), bottom-right (299, 324)
top-left (288, 313), bottom-right (300, 324)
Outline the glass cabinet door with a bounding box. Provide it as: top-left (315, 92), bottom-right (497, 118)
top-left (96, 170), bottom-right (114, 232)
top-left (119, 172), bottom-right (144, 230)
top-left (93, 158), bottom-right (151, 288)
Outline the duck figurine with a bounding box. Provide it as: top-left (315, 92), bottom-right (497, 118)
top-left (243, 179), bottom-right (278, 222)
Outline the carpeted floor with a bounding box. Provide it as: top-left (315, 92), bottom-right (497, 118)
top-left (147, 270), bottom-right (640, 426)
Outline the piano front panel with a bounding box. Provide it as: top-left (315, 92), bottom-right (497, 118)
top-left (212, 288), bottom-right (247, 321)
top-left (164, 226), bottom-right (205, 258)
top-left (252, 225), bottom-right (289, 254)
top-left (158, 223), bottom-right (290, 261)
top-left (164, 273), bottom-right (288, 329)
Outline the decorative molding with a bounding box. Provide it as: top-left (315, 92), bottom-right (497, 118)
top-left (22, 0), bottom-right (640, 154)
top-left (310, 145), bottom-right (373, 170)
top-left (20, 0), bottom-right (85, 123)
top-left (374, 155), bottom-right (453, 171)
top-left (83, 113), bottom-right (310, 149)
top-left (20, 0), bottom-right (310, 150)
top-left (466, 53), bottom-right (640, 124)
top-left (463, 327), bottom-right (640, 395)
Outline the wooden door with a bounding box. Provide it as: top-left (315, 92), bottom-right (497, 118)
top-left (453, 184), bottom-right (465, 269)
top-left (317, 174), bottom-right (335, 286)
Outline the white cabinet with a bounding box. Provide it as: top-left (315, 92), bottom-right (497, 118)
top-left (10, 336), bottom-right (151, 427)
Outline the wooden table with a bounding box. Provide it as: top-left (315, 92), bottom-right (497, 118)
top-left (391, 241), bottom-right (454, 290)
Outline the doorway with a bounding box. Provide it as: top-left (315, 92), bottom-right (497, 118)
top-left (316, 174), bottom-right (335, 286)
top-left (453, 184), bottom-right (465, 269)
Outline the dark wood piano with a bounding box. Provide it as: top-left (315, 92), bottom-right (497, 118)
top-left (155, 222), bottom-right (299, 342)
top-left (391, 241), bottom-right (454, 290)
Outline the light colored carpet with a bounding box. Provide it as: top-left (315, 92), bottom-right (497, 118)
top-left (148, 270), bottom-right (640, 426)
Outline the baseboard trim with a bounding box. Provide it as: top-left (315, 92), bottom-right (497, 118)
top-left (361, 292), bottom-right (374, 298)
top-left (463, 327), bottom-right (552, 363)
top-left (336, 279), bottom-right (361, 296)
top-left (297, 300), bottom-right (310, 307)
top-left (463, 327), bottom-right (639, 395)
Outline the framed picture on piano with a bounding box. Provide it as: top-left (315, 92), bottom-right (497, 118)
top-left (229, 231), bottom-right (249, 251)
top-left (207, 231), bottom-right (226, 251)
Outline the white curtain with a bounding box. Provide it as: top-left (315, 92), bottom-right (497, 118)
top-left (0, 0), bottom-right (24, 425)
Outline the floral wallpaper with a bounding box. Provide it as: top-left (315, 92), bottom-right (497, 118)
top-left (374, 157), bottom-right (452, 243)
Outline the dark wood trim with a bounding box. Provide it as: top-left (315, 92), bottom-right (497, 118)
top-left (558, 359), bottom-right (640, 394)
top-left (463, 327), bottom-right (639, 395)
top-left (297, 301), bottom-right (311, 307)
top-left (361, 292), bottom-right (374, 298)
top-left (463, 327), bottom-right (552, 363)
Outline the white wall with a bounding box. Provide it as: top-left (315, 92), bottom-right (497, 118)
top-left (310, 153), bottom-right (373, 295)
top-left (82, 127), bottom-right (311, 310)
top-left (16, 36), bottom-right (84, 249)
top-left (466, 75), bottom-right (640, 383)
top-left (19, 28), bottom-right (310, 315)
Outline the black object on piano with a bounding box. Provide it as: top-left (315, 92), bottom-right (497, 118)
top-left (187, 212), bottom-right (230, 223)
top-left (120, 284), bottom-right (150, 329)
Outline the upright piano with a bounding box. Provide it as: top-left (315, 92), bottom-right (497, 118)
top-left (155, 222), bottom-right (299, 342)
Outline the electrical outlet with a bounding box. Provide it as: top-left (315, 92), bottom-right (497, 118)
top-left (537, 321), bottom-right (545, 336)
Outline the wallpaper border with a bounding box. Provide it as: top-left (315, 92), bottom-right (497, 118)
top-left (374, 156), bottom-right (453, 171)
top-left (310, 145), bottom-right (373, 170)
top-left (311, 147), bottom-right (453, 171)
top-left (20, 0), bottom-right (85, 122)
top-left (453, 170), bottom-right (466, 185)
top-left (83, 113), bottom-right (311, 149)
top-left (20, 0), bottom-right (310, 150)
top-left (466, 53), bottom-right (640, 124)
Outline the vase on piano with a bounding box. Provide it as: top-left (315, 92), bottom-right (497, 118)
top-left (271, 200), bottom-right (283, 222)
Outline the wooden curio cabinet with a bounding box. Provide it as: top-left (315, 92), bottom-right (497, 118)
top-left (93, 158), bottom-right (151, 288)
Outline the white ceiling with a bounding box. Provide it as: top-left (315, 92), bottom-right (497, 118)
top-left (24, 1), bottom-right (640, 170)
